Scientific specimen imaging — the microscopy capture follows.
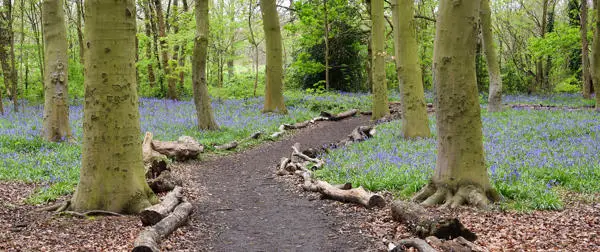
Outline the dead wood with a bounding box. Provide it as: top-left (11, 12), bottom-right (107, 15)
top-left (320, 109), bottom-right (359, 121)
top-left (335, 125), bottom-right (376, 147)
top-left (425, 236), bottom-right (489, 252)
top-left (390, 201), bottom-right (477, 241)
top-left (36, 200), bottom-right (70, 212)
top-left (132, 202), bottom-right (193, 252)
top-left (247, 131), bottom-right (262, 140)
top-left (215, 141), bottom-right (238, 151)
top-left (276, 157), bottom-right (292, 176)
top-left (140, 187), bottom-right (183, 226)
top-left (148, 170), bottom-right (182, 194)
top-left (283, 120), bottom-right (311, 130)
top-left (389, 238), bottom-right (437, 252)
top-left (297, 170), bottom-right (385, 208)
top-left (142, 132), bottom-right (169, 179)
top-left (152, 136), bottom-right (203, 161)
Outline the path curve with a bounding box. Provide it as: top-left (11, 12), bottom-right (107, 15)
top-left (181, 115), bottom-right (376, 251)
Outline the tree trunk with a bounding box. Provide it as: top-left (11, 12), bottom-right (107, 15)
top-left (192, 0), bottom-right (219, 130)
top-left (41, 0), bottom-right (71, 142)
top-left (582, 0), bottom-right (592, 99)
top-left (481, 0), bottom-right (503, 112)
top-left (324, 0), bottom-right (329, 90)
top-left (370, 0), bottom-right (389, 120)
top-left (391, 0), bottom-right (431, 138)
top-left (142, 0), bottom-right (156, 87)
top-left (260, 0), bottom-right (287, 114)
top-left (0, 0), bottom-right (18, 112)
top-left (72, 0), bottom-right (158, 214)
top-left (592, 0), bottom-right (600, 110)
top-left (75, 0), bottom-right (84, 65)
top-left (415, 0), bottom-right (498, 208)
top-left (153, 0), bottom-right (178, 100)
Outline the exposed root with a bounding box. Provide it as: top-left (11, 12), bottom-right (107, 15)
top-left (56, 210), bottom-right (123, 218)
top-left (414, 182), bottom-right (499, 208)
top-left (36, 200), bottom-right (71, 212)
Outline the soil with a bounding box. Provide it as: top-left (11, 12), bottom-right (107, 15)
top-left (163, 115), bottom-right (382, 251)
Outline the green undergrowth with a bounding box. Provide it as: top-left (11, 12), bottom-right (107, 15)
top-left (315, 109), bottom-right (600, 211)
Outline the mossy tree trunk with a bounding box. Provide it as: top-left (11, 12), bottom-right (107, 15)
top-left (72, 0), bottom-right (158, 214)
top-left (581, 0), bottom-right (592, 99)
top-left (414, 0), bottom-right (498, 208)
top-left (370, 0), bottom-right (389, 120)
top-left (192, 0), bottom-right (218, 130)
top-left (0, 0), bottom-right (18, 112)
top-left (592, 0), bottom-right (600, 110)
top-left (481, 0), bottom-right (503, 112)
top-left (260, 0), bottom-right (287, 114)
top-left (41, 0), bottom-right (71, 142)
top-left (153, 0), bottom-right (178, 100)
top-left (391, 0), bottom-right (430, 138)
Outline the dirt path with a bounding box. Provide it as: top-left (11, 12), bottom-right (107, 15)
top-left (170, 115), bottom-right (377, 251)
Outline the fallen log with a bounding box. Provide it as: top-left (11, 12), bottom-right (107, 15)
top-left (282, 120), bottom-right (311, 130)
top-left (140, 187), bottom-right (183, 226)
top-left (388, 238), bottom-right (437, 252)
top-left (320, 109), bottom-right (359, 121)
top-left (276, 157), bottom-right (292, 176)
top-left (148, 170), bottom-right (182, 194)
top-left (132, 202), bottom-right (194, 252)
top-left (297, 170), bottom-right (385, 208)
top-left (152, 136), bottom-right (204, 161)
top-left (247, 131), bottom-right (262, 140)
top-left (390, 201), bottom-right (477, 241)
top-left (336, 125), bottom-right (376, 147)
top-left (142, 132), bottom-right (169, 179)
top-left (215, 141), bottom-right (238, 151)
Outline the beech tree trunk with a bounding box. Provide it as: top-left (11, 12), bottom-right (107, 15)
top-left (0, 0), bottom-right (18, 112)
top-left (260, 0), bottom-right (287, 114)
top-left (75, 0), bottom-right (84, 65)
top-left (192, 0), bottom-right (218, 130)
top-left (41, 0), bottom-right (71, 142)
top-left (72, 0), bottom-right (158, 214)
top-left (481, 0), bottom-right (503, 112)
top-left (592, 0), bottom-right (600, 109)
top-left (391, 0), bottom-right (430, 138)
top-left (415, 0), bottom-right (498, 208)
top-left (153, 0), bottom-right (178, 100)
top-left (582, 0), bottom-right (592, 99)
top-left (370, 0), bottom-right (389, 120)
top-left (142, 0), bottom-right (156, 87)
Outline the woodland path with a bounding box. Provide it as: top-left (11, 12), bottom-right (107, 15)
top-left (175, 115), bottom-right (376, 251)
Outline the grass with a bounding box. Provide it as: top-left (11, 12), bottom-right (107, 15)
top-left (315, 103), bottom-right (600, 210)
top-left (0, 91), bottom-right (597, 209)
top-left (0, 91), bottom-right (369, 204)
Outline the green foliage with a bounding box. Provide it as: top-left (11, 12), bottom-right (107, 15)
top-left (554, 75), bottom-right (580, 93)
top-left (286, 0), bottom-right (368, 92)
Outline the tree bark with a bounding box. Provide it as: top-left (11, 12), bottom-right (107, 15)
top-left (153, 0), bottom-right (178, 100)
top-left (75, 0), bottom-right (84, 65)
top-left (582, 0), bottom-right (592, 99)
top-left (324, 0), bottom-right (329, 90)
top-left (192, 0), bottom-right (219, 130)
top-left (41, 0), bottom-right (71, 142)
top-left (390, 200), bottom-right (477, 241)
top-left (142, 0), bottom-right (156, 87)
top-left (391, 0), bottom-right (431, 138)
top-left (152, 136), bottom-right (204, 161)
top-left (71, 0), bottom-right (158, 214)
top-left (260, 0), bottom-right (287, 114)
top-left (370, 0), bottom-right (390, 120)
top-left (133, 202), bottom-right (193, 252)
top-left (481, 0), bottom-right (503, 112)
top-left (592, 0), bottom-right (600, 110)
top-left (140, 186), bottom-right (183, 226)
top-left (417, 0), bottom-right (498, 207)
top-left (0, 0), bottom-right (18, 112)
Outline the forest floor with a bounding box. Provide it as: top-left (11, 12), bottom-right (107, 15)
top-left (1, 110), bottom-right (599, 251)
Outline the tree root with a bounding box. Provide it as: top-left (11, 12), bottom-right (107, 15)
top-left (413, 182), bottom-right (499, 208)
top-left (56, 210), bottom-right (123, 218)
top-left (36, 200), bottom-right (71, 212)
